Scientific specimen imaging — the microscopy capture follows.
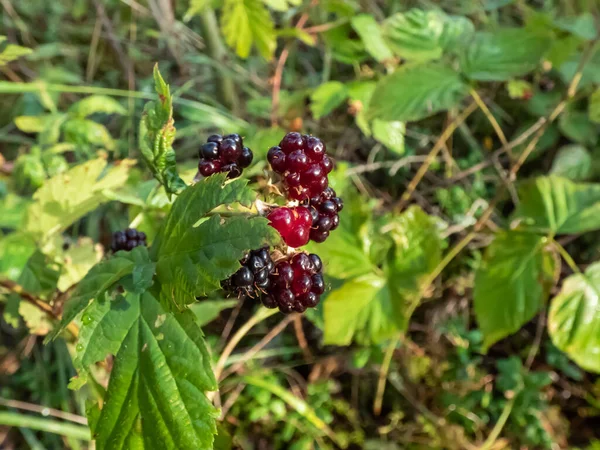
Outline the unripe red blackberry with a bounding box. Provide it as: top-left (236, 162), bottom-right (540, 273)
top-left (197, 133), bottom-right (253, 179)
top-left (111, 228), bottom-right (147, 252)
top-left (267, 206), bottom-right (312, 248)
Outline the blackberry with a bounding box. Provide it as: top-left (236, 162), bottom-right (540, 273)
top-left (197, 133), bottom-right (253, 179)
top-left (264, 252), bottom-right (325, 313)
top-left (267, 206), bottom-right (312, 248)
top-left (267, 133), bottom-right (333, 201)
top-left (306, 187), bottom-right (343, 243)
top-left (225, 247), bottom-right (275, 298)
top-left (111, 228), bottom-right (147, 252)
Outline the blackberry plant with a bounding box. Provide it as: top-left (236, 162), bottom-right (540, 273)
top-left (198, 133), bottom-right (253, 179)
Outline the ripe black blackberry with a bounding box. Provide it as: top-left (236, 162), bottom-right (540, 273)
top-left (111, 228), bottom-right (147, 252)
top-left (224, 247), bottom-right (275, 297)
top-left (262, 252), bottom-right (325, 313)
top-left (306, 187), bottom-right (343, 243)
top-left (198, 133), bottom-right (253, 179)
top-left (267, 132), bottom-right (333, 201)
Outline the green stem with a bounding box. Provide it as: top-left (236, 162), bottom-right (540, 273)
top-left (0, 412), bottom-right (90, 441)
top-left (479, 397), bottom-right (515, 450)
top-left (373, 334), bottom-right (400, 416)
top-left (199, 9), bottom-right (237, 111)
top-left (553, 239), bottom-right (581, 274)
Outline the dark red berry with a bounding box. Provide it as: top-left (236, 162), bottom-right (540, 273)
top-left (275, 262), bottom-right (294, 287)
top-left (322, 187), bottom-right (335, 199)
top-left (301, 291), bottom-right (319, 308)
top-left (330, 215), bottom-right (340, 230)
top-left (199, 160), bottom-right (220, 177)
top-left (287, 150), bottom-right (309, 172)
top-left (267, 147), bottom-right (287, 172)
top-left (321, 156), bottom-right (333, 174)
top-left (296, 206), bottom-right (313, 228)
top-left (262, 296), bottom-right (277, 308)
top-left (286, 226), bottom-right (310, 248)
top-left (293, 300), bottom-right (307, 313)
top-left (267, 208), bottom-right (294, 239)
top-left (285, 172), bottom-right (301, 187)
top-left (277, 288), bottom-right (295, 305)
top-left (221, 138), bottom-right (241, 162)
top-left (201, 142), bottom-right (219, 160)
top-left (126, 228), bottom-right (137, 239)
top-left (280, 132), bottom-right (304, 153)
top-left (320, 200), bottom-right (337, 216)
top-left (333, 197), bottom-right (343, 211)
top-left (309, 176), bottom-right (328, 194)
top-left (291, 253), bottom-right (312, 274)
top-left (233, 267), bottom-right (254, 287)
top-left (305, 136), bottom-right (325, 161)
top-left (311, 274), bottom-right (325, 294)
top-left (292, 274), bottom-right (311, 296)
top-left (308, 254), bottom-right (322, 273)
top-left (224, 133), bottom-right (242, 147)
top-left (316, 216), bottom-right (332, 232)
top-left (302, 164), bottom-right (323, 184)
top-left (238, 147), bottom-right (253, 168)
top-left (207, 134), bottom-right (223, 143)
top-left (310, 229), bottom-right (329, 243)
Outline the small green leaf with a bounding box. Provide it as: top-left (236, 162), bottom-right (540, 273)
top-left (0, 36), bottom-right (32, 66)
top-left (554, 13), bottom-right (597, 41)
top-left (310, 81), bottom-right (348, 119)
top-left (24, 158), bottom-right (135, 241)
top-left (589, 88), bottom-right (600, 124)
top-left (0, 233), bottom-right (36, 280)
top-left (506, 80), bottom-right (533, 99)
top-left (367, 63), bottom-right (468, 122)
top-left (76, 291), bottom-right (218, 449)
top-left (462, 28), bottom-right (552, 81)
top-left (512, 176), bottom-right (600, 235)
top-left (69, 95), bottom-right (126, 118)
top-left (221, 0), bottom-right (276, 60)
top-left (14, 114), bottom-right (56, 133)
top-left (372, 120), bottom-right (405, 155)
top-left (550, 145), bottom-right (592, 181)
top-left (154, 174), bottom-right (274, 305)
top-left (474, 231), bottom-right (556, 351)
top-left (382, 9), bottom-right (473, 62)
top-left (351, 15), bottom-right (393, 62)
top-left (549, 262), bottom-right (600, 373)
top-left (63, 119), bottom-right (115, 150)
top-left (558, 109), bottom-right (598, 146)
top-left (139, 65), bottom-right (186, 197)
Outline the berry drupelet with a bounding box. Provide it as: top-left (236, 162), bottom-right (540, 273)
top-left (307, 187), bottom-right (343, 243)
top-left (224, 247), bottom-right (275, 297)
top-left (261, 252), bottom-right (325, 313)
top-left (198, 133), bottom-right (253, 179)
top-left (267, 132), bottom-right (333, 201)
top-left (111, 228), bottom-right (147, 252)
top-left (267, 206), bottom-right (313, 248)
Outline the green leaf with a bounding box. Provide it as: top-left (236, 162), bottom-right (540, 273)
top-left (351, 15), bottom-right (393, 62)
top-left (0, 193), bottom-right (30, 229)
top-left (550, 145), bottom-right (592, 181)
top-left (559, 49), bottom-right (600, 89)
top-left (310, 81), bottom-right (348, 119)
top-left (549, 262), bottom-right (600, 373)
top-left (277, 27), bottom-right (315, 46)
top-left (56, 238), bottom-right (103, 292)
top-left (154, 174), bottom-right (273, 306)
top-left (139, 65), bottom-right (186, 198)
top-left (62, 119), bottom-right (115, 150)
top-left (24, 158), bottom-right (135, 241)
top-left (512, 176), bottom-right (600, 235)
top-left (184, 0), bottom-right (210, 20)
top-left (372, 120), bottom-right (405, 155)
top-left (76, 291), bottom-right (218, 449)
top-left (322, 24), bottom-right (367, 65)
top-left (189, 299), bottom-right (239, 327)
top-left (462, 28), bottom-right (552, 81)
top-left (554, 13), bottom-right (597, 41)
top-left (14, 114), bottom-right (57, 133)
top-left (382, 9), bottom-right (474, 62)
top-left (69, 95), bottom-right (126, 118)
top-left (367, 63), bottom-right (468, 122)
top-left (221, 0), bottom-right (276, 60)
top-left (46, 247), bottom-right (148, 341)
top-left (558, 109), bottom-right (598, 146)
top-left (589, 88), bottom-right (600, 124)
top-left (0, 233), bottom-right (36, 280)
top-left (261, 0), bottom-right (300, 12)
top-left (0, 36), bottom-right (32, 66)
top-left (474, 231), bottom-right (556, 351)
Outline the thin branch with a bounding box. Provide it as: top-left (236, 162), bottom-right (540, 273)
top-left (0, 398), bottom-right (87, 425)
top-left (373, 334), bottom-right (400, 416)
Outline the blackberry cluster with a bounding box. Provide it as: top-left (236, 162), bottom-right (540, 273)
top-left (261, 253), bottom-right (325, 313)
top-left (198, 133), bottom-right (253, 179)
top-left (266, 206), bottom-right (312, 248)
top-left (224, 247), bottom-right (274, 296)
top-left (267, 132), bottom-right (333, 201)
top-left (306, 187), bottom-right (343, 243)
top-left (111, 228), bottom-right (147, 252)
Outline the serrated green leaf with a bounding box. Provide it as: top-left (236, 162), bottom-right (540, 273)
top-left (76, 291), bottom-right (218, 449)
top-left (46, 247), bottom-right (150, 342)
top-left (139, 66), bottom-right (186, 198)
top-left (154, 174), bottom-right (273, 305)
top-left (69, 95), bottom-right (126, 118)
top-left (549, 262), bottom-right (600, 372)
top-left (24, 158), bottom-right (135, 241)
top-left (512, 176), bottom-right (600, 235)
top-left (351, 15), bottom-right (392, 62)
top-left (221, 0), bottom-right (276, 60)
top-left (372, 120), bottom-right (405, 155)
top-left (367, 63), bottom-right (468, 122)
top-left (550, 145), bottom-right (592, 181)
top-left (474, 231), bottom-right (556, 351)
top-left (462, 28), bottom-right (552, 81)
top-left (0, 36), bottom-right (32, 66)
top-left (590, 89), bottom-right (600, 124)
top-left (63, 119), bottom-right (115, 150)
top-left (310, 81), bottom-right (348, 119)
top-left (382, 9), bottom-right (474, 62)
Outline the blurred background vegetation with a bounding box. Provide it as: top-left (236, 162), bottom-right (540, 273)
top-left (2, 0), bottom-right (600, 449)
